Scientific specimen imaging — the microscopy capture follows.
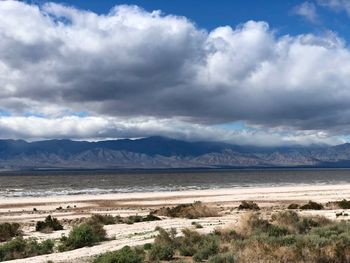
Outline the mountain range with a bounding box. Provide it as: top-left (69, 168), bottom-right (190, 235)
top-left (1, 136), bottom-right (350, 170)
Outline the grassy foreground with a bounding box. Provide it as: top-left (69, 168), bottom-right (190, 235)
top-left (2, 200), bottom-right (350, 262)
top-left (94, 210), bottom-right (350, 263)
top-left (0, 212), bottom-right (163, 262)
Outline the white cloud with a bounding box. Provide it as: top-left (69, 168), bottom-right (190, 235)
top-left (0, 116), bottom-right (342, 146)
top-left (0, 1), bottom-right (350, 145)
top-left (318, 0), bottom-right (350, 15)
top-left (293, 2), bottom-right (319, 23)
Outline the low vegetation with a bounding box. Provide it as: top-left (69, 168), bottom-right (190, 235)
top-left (88, 214), bottom-right (119, 225)
top-left (228, 211), bottom-right (350, 262)
top-left (94, 210), bottom-right (350, 263)
top-left (0, 214), bottom-right (111, 261)
top-left (36, 215), bottom-right (63, 233)
top-left (124, 214), bottom-right (161, 225)
top-left (149, 227), bottom-right (177, 261)
top-left (299, 200), bottom-right (324, 210)
top-left (0, 237), bottom-right (54, 261)
top-left (0, 223), bottom-right (21, 242)
top-left (93, 246), bottom-right (144, 263)
top-left (207, 252), bottom-right (235, 263)
top-left (238, 201), bottom-right (260, 210)
top-left (328, 199), bottom-right (350, 209)
top-left (191, 221), bottom-right (203, 229)
top-left (58, 221), bottom-right (107, 251)
top-left (287, 203), bottom-right (299, 209)
top-left (153, 201), bottom-right (219, 219)
top-left (3, 199), bottom-right (350, 262)
top-left (87, 213), bottom-right (161, 226)
top-left (337, 199), bottom-right (350, 209)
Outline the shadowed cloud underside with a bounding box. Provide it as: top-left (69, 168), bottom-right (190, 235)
top-left (0, 1), bottom-right (350, 145)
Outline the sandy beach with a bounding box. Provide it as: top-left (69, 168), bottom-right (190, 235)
top-left (1, 184), bottom-right (350, 262)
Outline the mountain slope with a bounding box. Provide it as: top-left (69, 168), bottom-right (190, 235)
top-left (0, 136), bottom-right (350, 169)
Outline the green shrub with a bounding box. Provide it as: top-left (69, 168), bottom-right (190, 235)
top-left (59, 222), bottom-right (106, 251)
top-left (27, 239), bottom-right (54, 255)
top-left (0, 237), bottom-right (54, 261)
top-left (122, 214), bottom-right (161, 224)
top-left (147, 227), bottom-right (177, 261)
top-left (215, 229), bottom-right (242, 243)
top-left (266, 225), bottom-right (289, 237)
top-left (192, 235), bottom-right (220, 261)
top-left (120, 214), bottom-right (161, 224)
top-left (238, 213), bottom-right (270, 236)
top-left (178, 229), bottom-right (202, 256)
top-left (154, 227), bottom-right (177, 247)
top-left (296, 217), bottom-right (320, 234)
top-left (143, 243), bottom-right (152, 250)
top-left (192, 222), bottom-right (203, 229)
top-left (93, 246), bottom-right (144, 263)
top-left (126, 215), bottom-right (143, 224)
top-left (208, 252), bottom-right (235, 263)
top-left (142, 214), bottom-right (161, 222)
top-left (287, 203), bottom-right (299, 209)
top-left (337, 199), bottom-right (350, 209)
top-left (271, 211), bottom-right (299, 225)
top-left (238, 201), bottom-right (260, 210)
top-left (36, 215), bottom-right (63, 232)
top-left (271, 211), bottom-right (330, 235)
top-left (89, 214), bottom-right (117, 225)
top-left (177, 228), bottom-right (219, 261)
top-left (149, 243), bottom-right (174, 261)
top-left (0, 223), bottom-right (21, 242)
top-left (300, 201), bottom-right (324, 210)
top-left (271, 211), bottom-right (301, 234)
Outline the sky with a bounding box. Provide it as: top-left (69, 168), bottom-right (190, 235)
top-left (0, 0), bottom-right (350, 145)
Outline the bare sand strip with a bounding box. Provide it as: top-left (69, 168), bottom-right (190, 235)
top-left (1, 184), bottom-right (350, 210)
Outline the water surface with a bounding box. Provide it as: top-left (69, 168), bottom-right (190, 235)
top-left (1, 168), bottom-right (350, 197)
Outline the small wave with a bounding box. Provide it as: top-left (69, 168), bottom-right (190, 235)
top-left (1, 180), bottom-right (349, 198)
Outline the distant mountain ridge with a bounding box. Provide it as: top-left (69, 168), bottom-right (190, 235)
top-left (1, 136), bottom-right (350, 169)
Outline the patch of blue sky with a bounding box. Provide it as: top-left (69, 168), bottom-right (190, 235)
top-left (33, 0), bottom-right (350, 42)
top-left (214, 121), bottom-right (246, 131)
top-left (24, 112), bottom-right (45, 118)
top-left (22, 111), bottom-right (89, 118)
top-left (74, 111), bottom-right (89, 117)
top-left (338, 135), bottom-right (350, 143)
top-left (0, 110), bottom-right (11, 117)
top-left (62, 110), bottom-right (89, 118)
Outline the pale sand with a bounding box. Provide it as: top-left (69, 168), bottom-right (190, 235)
top-left (2, 183), bottom-right (350, 205)
top-left (1, 183), bottom-right (350, 262)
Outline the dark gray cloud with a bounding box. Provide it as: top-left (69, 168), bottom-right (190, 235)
top-left (0, 1), bottom-right (350, 144)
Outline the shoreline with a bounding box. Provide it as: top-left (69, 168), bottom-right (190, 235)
top-left (1, 183), bottom-right (350, 207)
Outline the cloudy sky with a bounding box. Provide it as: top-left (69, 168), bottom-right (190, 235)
top-left (0, 0), bottom-right (350, 145)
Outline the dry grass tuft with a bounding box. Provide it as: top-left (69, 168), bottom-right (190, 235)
top-left (153, 201), bottom-right (219, 219)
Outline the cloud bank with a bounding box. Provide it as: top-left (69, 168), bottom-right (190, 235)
top-left (0, 1), bottom-right (350, 145)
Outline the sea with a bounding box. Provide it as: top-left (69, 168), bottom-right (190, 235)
top-left (1, 168), bottom-right (350, 198)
